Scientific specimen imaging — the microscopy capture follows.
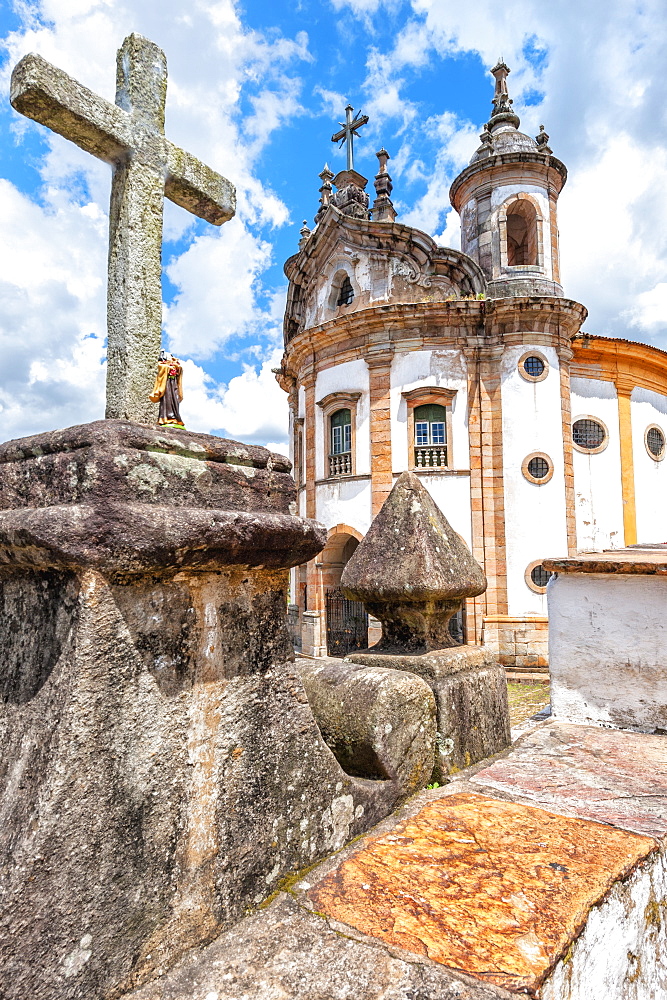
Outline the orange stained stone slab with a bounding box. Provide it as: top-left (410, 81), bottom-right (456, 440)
top-left (307, 792), bottom-right (656, 995)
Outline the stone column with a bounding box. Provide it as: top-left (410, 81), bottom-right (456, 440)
top-left (558, 345), bottom-right (577, 554)
top-left (465, 345), bottom-right (508, 644)
top-left (301, 367), bottom-right (323, 622)
top-left (615, 377), bottom-right (637, 546)
top-left (366, 347), bottom-right (394, 518)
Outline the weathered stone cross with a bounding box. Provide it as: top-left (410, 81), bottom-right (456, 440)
top-left (10, 34), bottom-right (235, 424)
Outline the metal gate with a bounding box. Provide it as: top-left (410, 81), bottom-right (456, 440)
top-left (448, 607), bottom-right (466, 645)
top-left (325, 588), bottom-right (369, 657)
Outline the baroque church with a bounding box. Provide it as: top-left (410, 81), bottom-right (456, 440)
top-left (275, 61), bottom-right (667, 668)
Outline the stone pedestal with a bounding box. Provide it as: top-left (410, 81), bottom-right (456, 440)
top-left (0, 421), bottom-right (423, 1000)
top-left (301, 609), bottom-right (327, 658)
top-left (347, 646), bottom-right (510, 778)
top-left (544, 546), bottom-right (667, 731)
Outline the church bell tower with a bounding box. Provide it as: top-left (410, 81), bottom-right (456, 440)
top-left (450, 61), bottom-right (566, 298)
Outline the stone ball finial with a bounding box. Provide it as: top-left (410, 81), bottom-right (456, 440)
top-left (341, 472), bottom-right (486, 652)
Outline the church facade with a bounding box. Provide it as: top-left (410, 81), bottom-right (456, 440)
top-left (276, 62), bottom-right (667, 669)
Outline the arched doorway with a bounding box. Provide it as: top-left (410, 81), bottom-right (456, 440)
top-left (319, 526), bottom-right (368, 657)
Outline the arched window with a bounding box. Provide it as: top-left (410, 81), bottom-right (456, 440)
top-left (337, 274), bottom-right (354, 306)
top-left (414, 403), bottom-right (447, 468)
top-left (506, 199), bottom-right (538, 266)
top-left (330, 408), bottom-right (352, 475)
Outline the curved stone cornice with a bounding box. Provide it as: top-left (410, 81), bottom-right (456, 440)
top-left (283, 206), bottom-right (486, 344)
top-left (450, 152), bottom-right (567, 210)
top-left (281, 295), bottom-right (587, 379)
top-left (571, 335), bottom-right (667, 398)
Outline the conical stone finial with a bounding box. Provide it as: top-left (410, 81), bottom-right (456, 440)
top-left (341, 472), bottom-right (486, 652)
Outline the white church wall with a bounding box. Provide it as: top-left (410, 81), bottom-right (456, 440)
top-left (631, 387), bottom-right (667, 544)
top-left (315, 360), bottom-right (370, 479)
top-left (389, 349), bottom-right (470, 473)
top-left (413, 474), bottom-right (473, 547)
top-left (570, 377), bottom-right (624, 550)
top-left (501, 344), bottom-right (568, 616)
top-left (316, 478), bottom-right (372, 536)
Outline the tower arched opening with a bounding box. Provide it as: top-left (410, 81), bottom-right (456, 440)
top-left (506, 199), bottom-right (538, 266)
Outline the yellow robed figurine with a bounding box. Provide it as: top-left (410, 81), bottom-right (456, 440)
top-left (149, 351), bottom-right (185, 429)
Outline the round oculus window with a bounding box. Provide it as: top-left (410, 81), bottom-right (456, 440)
top-left (646, 425), bottom-right (665, 460)
top-left (525, 560), bottom-right (554, 593)
top-left (572, 417), bottom-right (607, 452)
top-left (522, 452), bottom-right (554, 484)
top-left (518, 351), bottom-right (549, 382)
top-left (523, 356), bottom-right (545, 378)
top-left (531, 564), bottom-right (552, 588)
top-left (528, 456), bottom-right (549, 479)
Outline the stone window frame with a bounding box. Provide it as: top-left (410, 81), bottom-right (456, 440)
top-left (571, 414), bottom-right (609, 455)
top-left (327, 263), bottom-right (358, 313)
top-left (525, 559), bottom-right (553, 594)
top-left (522, 451), bottom-right (554, 485)
top-left (293, 417), bottom-right (304, 485)
top-left (645, 423), bottom-right (666, 462)
top-left (402, 386), bottom-right (456, 471)
top-left (317, 391), bottom-right (361, 478)
top-left (518, 350), bottom-right (550, 383)
top-left (497, 193), bottom-right (545, 274)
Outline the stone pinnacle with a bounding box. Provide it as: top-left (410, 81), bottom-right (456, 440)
top-left (341, 472), bottom-right (486, 652)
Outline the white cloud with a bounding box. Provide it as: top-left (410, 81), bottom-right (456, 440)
top-left (163, 219), bottom-right (274, 360)
top-left (626, 284), bottom-right (667, 335)
top-left (0, 178), bottom-right (106, 440)
top-left (179, 350), bottom-right (289, 450)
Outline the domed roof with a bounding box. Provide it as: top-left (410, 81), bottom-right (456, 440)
top-left (470, 124), bottom-right (540, 163)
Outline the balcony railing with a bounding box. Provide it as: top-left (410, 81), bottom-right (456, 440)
top-left (329, 452), bottom-right (352, 477)
top-left (414, 446), bottom-right (448, 469)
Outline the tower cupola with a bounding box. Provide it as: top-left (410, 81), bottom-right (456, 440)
top-left (450, 61), bottom-right (567, 298)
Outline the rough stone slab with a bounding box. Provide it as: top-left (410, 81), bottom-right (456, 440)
top-left (304, 791), bottom-right (656, 995)
top-left (295, 656), bottom-right (436, 793)
top-left (0, 419), bottom-right (292, 511)
top-left (543, 546), bottom-right (667, 575)
top-left (348, 647), bottom-right (510, 776)
top-left (471, 722), bottom-right (667, 839)
top-left (0, 421), bottom-right (323, 576)
top-left (123, 893), bottom-right (511, 1000)
top-left (0, 503), bottom-right (324, 576)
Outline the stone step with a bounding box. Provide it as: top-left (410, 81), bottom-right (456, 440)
top-left (505, 669), bottom-right (549, 684)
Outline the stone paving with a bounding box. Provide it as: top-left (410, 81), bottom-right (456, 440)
top-left (123, 720), bottom-right (667, 999)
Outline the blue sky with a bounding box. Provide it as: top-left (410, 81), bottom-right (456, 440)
top-left (1, 0), bottom-right (666, 449)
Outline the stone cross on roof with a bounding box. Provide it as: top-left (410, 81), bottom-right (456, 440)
top-left (10, 34), bottom-right (235, 424)
top-left (331, 105), bottom-right (369, 172)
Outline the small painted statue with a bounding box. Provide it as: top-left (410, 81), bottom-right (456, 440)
top-left (149, 350), bottom-right (185, 429)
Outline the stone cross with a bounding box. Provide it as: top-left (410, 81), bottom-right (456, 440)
top-left (331, 105), bottom-right (369, 172)
top-left (10, 34), bottom-right (235, 423)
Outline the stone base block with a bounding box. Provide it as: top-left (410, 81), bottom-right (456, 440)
top-left (482, 615), bottom-right (549, 671)
top-left (0, 420), bottom-right (416, 999)
top-left (295, 656), bottom-right (436, 796)
top-left (346, 646), bottom-right (511, 777)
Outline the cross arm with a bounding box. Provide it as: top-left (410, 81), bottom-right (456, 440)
top-left (165, 142), bottom-right (235, 226)
top-left (10, 53), bottom-right (131, 163)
